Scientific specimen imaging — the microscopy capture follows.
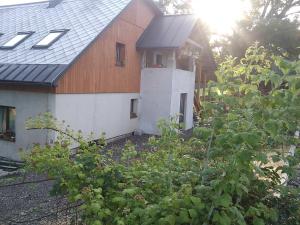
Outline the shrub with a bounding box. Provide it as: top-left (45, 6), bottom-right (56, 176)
top-left (25, 45), bottom-right (300, 225)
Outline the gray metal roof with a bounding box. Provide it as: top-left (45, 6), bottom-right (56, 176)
top-left (0, 0), bottom-right (132, 65)
top-left (137, 14), bottom-right (198, 49)
top-left (0, 64), bottom-right (67, 86)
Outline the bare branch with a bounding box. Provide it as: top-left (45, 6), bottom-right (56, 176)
top-left (0, 178), bottom-right (54, 189)
top-left (27, 127), bottom-right (81, 143)
top-left (261, 0), bottom-right (272, 18)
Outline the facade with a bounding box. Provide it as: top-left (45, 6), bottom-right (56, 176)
top-left (0, 0), bottom-right (210, 160)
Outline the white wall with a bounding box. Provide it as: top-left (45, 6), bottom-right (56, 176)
top-left (171, 70), bottom-right (195, 130)
top-left (140, 68), bottom-right (195, 134)
top-left (54, 93), bottom-right (140, 140)
top-left (0, 91), bottom-right (140, 160)
top-left (139, 68), bottom-right (173, 134)
top-left (0, 90), bottom-right (54, 160)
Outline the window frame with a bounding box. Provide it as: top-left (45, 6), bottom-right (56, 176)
top-left (32, 29), bottom-right (69, 49)
top-left (155, 54), bottom-right (163, 66)
top-left (0, 106), bottom-right (16, 142)
top-left (116, 42), bottom-right (126, 67)
top-left (130, 99), bottom-right (138, 119)
top-left (0, 31), bottom-right (34, 50)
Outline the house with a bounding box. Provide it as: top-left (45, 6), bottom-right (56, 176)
top-left (0, 0), bottom-right (212, 160)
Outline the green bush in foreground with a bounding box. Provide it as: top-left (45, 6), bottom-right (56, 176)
top-left (25, 45), bottom-right (300, 225)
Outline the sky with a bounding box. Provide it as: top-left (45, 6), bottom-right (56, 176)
top-left (191, 0), bottom-right (251, 35)
top-left (0, 0), bottom-right (251, 35)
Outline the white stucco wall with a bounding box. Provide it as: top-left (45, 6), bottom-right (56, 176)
top-left (0, 91), bottom-right (140, 160)
top-left (54, 93), bottom-right (140, 140)
top-left (171, 70), bottom-right (195, 130)
top-left (0, 90), bottom-right (55, 160)
top-left (140, 68), bottom-right (195, 134)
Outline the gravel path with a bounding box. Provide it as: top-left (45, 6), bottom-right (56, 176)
top-left (0, 134), bottom-right (153, 225)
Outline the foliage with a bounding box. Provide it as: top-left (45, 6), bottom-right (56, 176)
top-left (154, 0), bottom-right (193, 14)
top-left (214, 0), bottom-right (300, 60)
top-left (25, 45), bottom-right (300, 225)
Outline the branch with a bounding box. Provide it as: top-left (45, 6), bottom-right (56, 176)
top-left (27, 127), bottom-right (81, 143)
top-left (278, 0), bottom-right (299, 18)
top-left (261, 0), bottom-right (272, 19)
top-left (0, 178), bottom-right (54, 189)
top-left (285, 10), bottom-right (300, 16)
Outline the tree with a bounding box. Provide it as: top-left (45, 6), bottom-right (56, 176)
top-left (214, 0), bottom-right (300, 60)
top-left (155, 0), bottom-right (192, 14)
top-left (253, 0), bottom-right (300, 20)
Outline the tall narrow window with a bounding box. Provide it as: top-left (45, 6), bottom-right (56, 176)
top-left (130, 99), bottom-right (138, 119)
top-left (0, 32), bottom-right (33, 49)
top-left (116, 42), bottom-right (125, 67)
top-left (155, 54), bottom-right (163, 66)
top-left (0, 106), bottom-right (16, 142)
top-left (33, 29), bottom-right (69, 49)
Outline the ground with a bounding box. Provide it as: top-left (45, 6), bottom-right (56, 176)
top-left (0, 134), bottom-right (152, 225)
top-left (0, 133), bottom-right (299, 225)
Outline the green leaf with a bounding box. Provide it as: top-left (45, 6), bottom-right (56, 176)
top-left (112, 197), bottom-right (126, 206)
top-left (190, 196), bottom-right (204, 210)
top-left (122, 188), bottom-right (137, 196)
top-left (188, 209), bottom-right (198, 219)
top-left (178, 210), bottom-right (190, 223)
top-left (264, 120), bottom-right (279, 137)
top-left (212, 211), bottom-right (231, 225)
top-left (216, 194), bottom-right (232, 207)
top-left (253, 217), bottom-right (265, 225)
top-left (92, 220), bottom-right (103, 225)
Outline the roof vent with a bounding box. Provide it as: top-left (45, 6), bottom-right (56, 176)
top-left (48, 0), bottom-right (63, 8)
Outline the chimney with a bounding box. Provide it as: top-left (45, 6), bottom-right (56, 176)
top-left (48, 0), bottom-right (63, 8)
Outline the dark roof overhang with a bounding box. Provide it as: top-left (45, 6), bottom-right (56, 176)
top-left (0, 64), bottom-right (68, 87)
top-left (136, 14), bottom-right (199, 50)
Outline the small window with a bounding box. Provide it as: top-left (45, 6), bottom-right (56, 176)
top-left (130, 99), bottom-right (138, 119)
top-left (0, 106), bottom-right (16, 142)
top-left (0, 32), bottom-right (33, 49)
top-left (156, 54), bottom-right (163, 66)
top-left (116, 42), bottom-right (125, 67)
top-left (33, 29), bottom-right (69, 49)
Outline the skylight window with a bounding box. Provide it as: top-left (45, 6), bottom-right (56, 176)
top-left (0, 32), bottom-right (33, 49)
top-left (33, 30), bottom-right (69, 48)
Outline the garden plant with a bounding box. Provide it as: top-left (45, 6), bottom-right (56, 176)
top-left (25, 45), bottom-right (300, 225)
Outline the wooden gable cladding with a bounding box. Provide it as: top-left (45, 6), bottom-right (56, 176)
top-left (55, 0), bottom-right (156, 94)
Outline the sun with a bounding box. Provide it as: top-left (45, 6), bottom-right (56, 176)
top-left (191, 0), bottom-right (251, 35)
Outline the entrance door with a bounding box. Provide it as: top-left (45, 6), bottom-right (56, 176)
top-left (179, 93), bottom-right (187, 125)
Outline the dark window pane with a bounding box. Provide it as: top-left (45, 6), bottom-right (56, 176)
top-left (116, 42), bottom-right (125, 67)
top-left (0, 106), bottom-right (16, 142)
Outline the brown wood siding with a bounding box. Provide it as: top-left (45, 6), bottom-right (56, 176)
top-left (55, 0), bottom-right (156, 94)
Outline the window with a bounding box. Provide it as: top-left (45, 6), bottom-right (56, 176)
top-left (33, 29), bottom-right (69, 49)
top-left (155, 54), bottom-right (163, 66)
top-left (130, 99), bottom-right (138, 119)
top-left (116, 42), bottom-right (125, 67)
top-left (0, 106), bottom-right (16, 142)
top-left (0, 32), bottom-right (33, 49)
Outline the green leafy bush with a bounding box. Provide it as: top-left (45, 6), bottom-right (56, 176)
top-left (25, 45), bottom-right (300, 225)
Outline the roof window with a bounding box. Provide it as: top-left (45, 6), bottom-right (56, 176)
top-left (0, 32), bottom-right (33, 49)
top-left (33, 29), bottom-right (69, 49)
